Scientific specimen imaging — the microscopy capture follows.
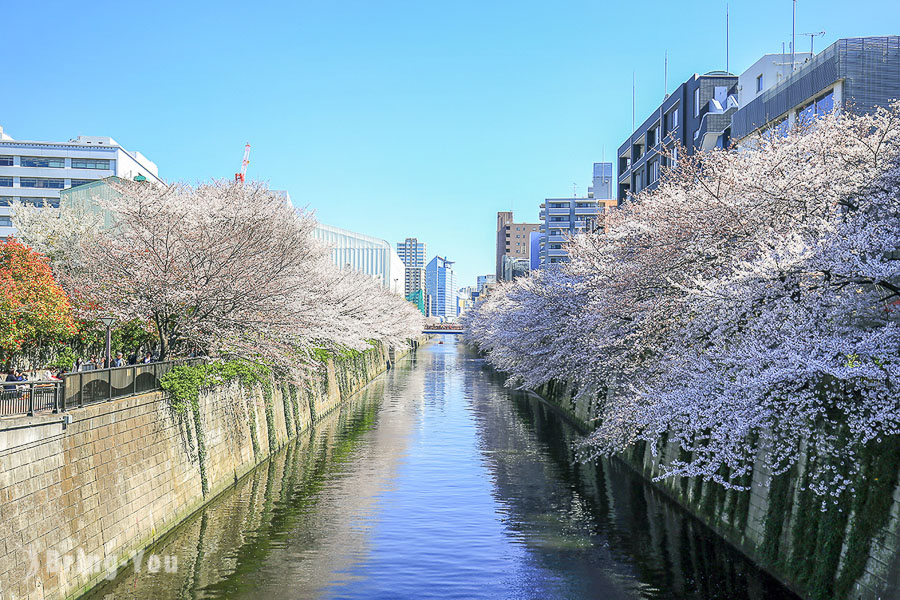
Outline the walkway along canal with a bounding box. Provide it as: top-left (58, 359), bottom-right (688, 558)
top-left (85, 338), bottom-right (799, 599)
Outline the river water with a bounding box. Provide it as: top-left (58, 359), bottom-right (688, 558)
top-left (86, 337), bottom-right (798, 600)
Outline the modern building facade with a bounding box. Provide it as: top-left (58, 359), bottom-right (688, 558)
top-left (425, 256), bottom-right (456, 320)
top-left (495, 211), bottom-right (541, 281)
top-left (0, 127), bottom-right (162, 238)
top-left (313, 223), bottom-right (405, 294)
top-left (731, 36), bottom-right (900, 143)
top-left (539, 162), bottom-right (615, 265)
top-left (476, 274), bottom-right (496, 293)
top-left (616, 71), bottom-right (739, 202)
top-left (397, 237), bottom-right (427, 298)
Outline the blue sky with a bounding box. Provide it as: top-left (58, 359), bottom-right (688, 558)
top-left (2, 1), bottom-right (896, 286)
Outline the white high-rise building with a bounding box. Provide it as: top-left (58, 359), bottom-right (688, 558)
top-left (397, 237), bottom-right (427, 298)
top-left (313, 223), bottom-right (405, 294)
top-left (0, 126), bottom-right (162, 238)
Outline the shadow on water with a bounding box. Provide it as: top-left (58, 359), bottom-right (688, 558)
top-left (83, 340), bottom-right (798, 600)
top-left (464, 345), bottom-right (799, 600)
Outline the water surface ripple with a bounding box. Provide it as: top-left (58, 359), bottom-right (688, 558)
top-left (87, 338), bottom-right (798, 600)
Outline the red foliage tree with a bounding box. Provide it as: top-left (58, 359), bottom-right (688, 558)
top-left (0, 239), bottom-right (76, 359)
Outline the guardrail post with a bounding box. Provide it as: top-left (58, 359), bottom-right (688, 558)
top-left (108, 368), bottom-right (113, 402)
top-left (27, 382), bottom-right (34, 417)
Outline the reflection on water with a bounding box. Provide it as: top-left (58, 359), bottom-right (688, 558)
top-left (86, 338), bottom-right (797, 600)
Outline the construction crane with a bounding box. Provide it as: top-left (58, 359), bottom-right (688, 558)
top-left (235, 142), bottom-right (251, 183)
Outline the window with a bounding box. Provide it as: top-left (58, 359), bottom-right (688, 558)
top-left (0, 177), bottom-right (11, 187)
top-left (756, 74), bottom-right (763, 93)
top-left (19, 177), bottom-right (65, 189)
top-left (71, 158), bottom-right (111, 170)
top-left (666, 107), bottom-right (679, 132)
top-left (20, 156), bottom-right (65, 168)
top-left (671, 145), bottom-right (678, 165)
top-left (649, 160), bottom-right (659, 183)
top-left (0, 197), bottom-right (13, 206)
top-left (0, 217), bottom-right (12, 227)
top-left (694, 88), bottom-right (700, 117)
top-left (0, 156), bottom-right (12, 166)
top-left (69, 179), bottom-right (95, 188)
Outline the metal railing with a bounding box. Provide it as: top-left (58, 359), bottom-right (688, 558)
top-left (0, 358), bottom-right (204, 418)
top-left (0, 381), bottom-right (64, 417)
top-left (63, 359), bottom-right (204, 409)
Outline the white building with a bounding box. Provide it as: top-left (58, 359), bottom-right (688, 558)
top-left (397, 237), bottom-right (427, 298)
top-left (313, 223), bottom-right (405, 294)
top-left (0, 126), bottom-right (162, 238)
top-left (539, 162), bottom-right (615, 265)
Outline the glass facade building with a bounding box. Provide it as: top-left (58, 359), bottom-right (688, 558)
top-left (425, 256), bottom-right (457, 320)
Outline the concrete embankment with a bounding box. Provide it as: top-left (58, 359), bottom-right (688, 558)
top-left (531, 380), bottom-right (900, 600)
top-left (0, 338), bottom-right (426, 600)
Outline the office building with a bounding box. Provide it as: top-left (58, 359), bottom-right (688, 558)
top-left (397, 237), bottom-right (427, 298)
top-left (476, 274), bottom-right (496, 293)
top-left (617, 71), bottom-right (740, 202)
top-left (313, 223), bottom-right (405, 294)
top-left (731, 36), bottom-right (900, 143)
top-left (0, 127), bottom-right (162, 238)
top-left (495, 212), bottom-right (541, 281)
top-left (425, 256), bottom-right (457, 319)
top-left (539, 162), bottom-right (615, 265)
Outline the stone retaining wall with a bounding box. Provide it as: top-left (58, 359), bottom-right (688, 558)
top-left (0, 339), bottom-right (422, 600)
top-left (533, 381), bottom-right (900, 600)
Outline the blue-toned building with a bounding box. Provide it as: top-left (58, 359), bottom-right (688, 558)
top-left (617, 71), bottom-right (740, 203)
top-left (425, 256), bottom-right (457, 320)
top-left (529, 231), bottom-right (543, 270)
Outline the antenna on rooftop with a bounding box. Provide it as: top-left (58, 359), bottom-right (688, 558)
top-left (800, 31), bottom-right (825, 54)
top-left (726, 3), bottom-right (730, 73)
top-left (573, 183), bottom-right (578, 197)
top-left (664, 51), bottom-right (669, 99)
top-left (791, 0), bottom-right (796, 72)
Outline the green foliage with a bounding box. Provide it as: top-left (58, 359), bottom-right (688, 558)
top-left (49, 345), bottom-right (76, 370)
top-left (160, 360), bottom-right (271, 414)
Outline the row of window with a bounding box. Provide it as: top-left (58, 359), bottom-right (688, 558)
top-left (0, 197), bottom-right (61, 207)
top-left (0, 177), bottom-right (96, 189)
top-left (0, 156), bottom-right (111, 169)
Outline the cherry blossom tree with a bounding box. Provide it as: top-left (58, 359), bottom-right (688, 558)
top-left (466, 102), bottom-right (900, 495)
top-left (67, 178), bottom-right (422, 370)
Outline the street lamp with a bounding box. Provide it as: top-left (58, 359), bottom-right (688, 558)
top-left (99, 316), bottom-right (116, 369)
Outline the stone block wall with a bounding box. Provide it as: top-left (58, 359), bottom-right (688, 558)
top-left (0, 340), bottom-right (417, 600)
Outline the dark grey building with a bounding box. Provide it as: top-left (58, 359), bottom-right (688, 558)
top-left (617, 71), bottom-right (738, 203)
top-left (731, 36), bottom-right (900, 142)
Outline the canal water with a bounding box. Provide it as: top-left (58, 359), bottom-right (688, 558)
top-left (86, 338), bottom-right (798, 600)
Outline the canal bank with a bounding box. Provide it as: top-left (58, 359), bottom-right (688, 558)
top-left (529, 379), bottom-right (900, 600)
top-left (82, 337), bottom-right (797, 599)
top-left (0, 339), bottom-right (423, 600)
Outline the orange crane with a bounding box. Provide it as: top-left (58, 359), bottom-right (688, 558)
top-left (235, 142), bottom-right (251, 182)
